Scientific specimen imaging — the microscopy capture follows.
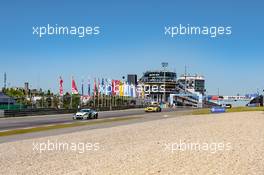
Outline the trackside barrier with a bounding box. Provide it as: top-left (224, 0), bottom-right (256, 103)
top-left (4, 108), bottom-right (76, 118)
top-left (247, 103), bottom-right (260, 107)
top-left (3, 105), bottom-right (146, 118)
top-left (211, 107), bottom-right (226, 113)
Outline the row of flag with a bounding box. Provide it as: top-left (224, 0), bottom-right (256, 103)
top-left (59, 77), bottom-right (142, 98)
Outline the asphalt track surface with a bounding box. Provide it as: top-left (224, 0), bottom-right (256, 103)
top-left (0, 108), bottom-right (187, 131)
top-left (0, 108), bottom-right (194, 143)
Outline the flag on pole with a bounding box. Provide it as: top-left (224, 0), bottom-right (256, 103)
top-left (59, 76), bottom-right (63, 96)
top-left (106, 78), bottom-right (112, 95)
top-left (81, 79), bottom-right (84, 96)
top-left (71, 77), bottom-right (79, 94)
top-left (101, 78), bottom-right (105, 95)
top-left (119, 82), bottom-right (124, 96)
top-left (112, 80), bottom-right (116, 95)
top-left (98, 78), bottom-right (101, 96)
top-left (112, 80), bottom-right (120, 96)
top-left (88, 79), bottom-right (91, 97)
top-left (124, 81), bottom-right (128, 96)
top-left (93, 78), bottom-right (97, 96)
top-left (132, 84), bottom-right (136, 98)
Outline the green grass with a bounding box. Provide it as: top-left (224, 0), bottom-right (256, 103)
top-left (192, 106), bottom-right (264, 115)
top-left (0, 116), bottom-right (141, 137)
top-left (191, 108), bottom-right (211, 115)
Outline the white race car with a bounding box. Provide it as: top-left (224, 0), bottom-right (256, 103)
top-left (73, 109), bottom-right (98, 120)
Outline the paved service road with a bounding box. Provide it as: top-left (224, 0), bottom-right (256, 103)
top-left (0, 108), bottom-right (187, 131)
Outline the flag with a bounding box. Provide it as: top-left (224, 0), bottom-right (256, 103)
top-left (59, 76), bottom-right (63, 96)
top-left (137, 83), bottom-right (144, 98)
top-left (124, 81), bottom-right (129, 96)
top-left (126, 82), bottom-right (131, 97)
top-left (93, 78), bottom-right (97, 96)
top-left (112, 80), bottom-right (116, 95)
top-left (88, 79), bottom-right (91, 97)
top-left (106, 79), bottom-right (112, 95)
top-left (71, 77), bottom-right (79, 94)
top-left (112, 80), bottom-right (120, 96)
top-left (101, 78), bottom-right (105, 95)
top-left (119, 82), bottom-right (124, 96)
top-left (132, 84), bottom-right (137, 98)
top-left (98, 78), bottom-right (100, 96)
top-left (81, 79), bottom-right (84, 96)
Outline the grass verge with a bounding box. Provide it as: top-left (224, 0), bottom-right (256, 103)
top-left (192, 107), bottom-right (264, 115)
top-left (0, 116), bottom-right (141, 137)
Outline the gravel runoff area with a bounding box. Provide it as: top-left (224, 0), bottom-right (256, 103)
top-left (0, 111), bottom-right (264, 175)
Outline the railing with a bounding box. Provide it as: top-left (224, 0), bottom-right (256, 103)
top-left (2, 105), bottom-right (146, 118)
top-left (3, 108), bottom-right (76, 117)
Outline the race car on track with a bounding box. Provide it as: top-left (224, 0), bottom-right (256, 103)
top-left (73, 109), bottom-right (98, 120)
top-left (144, 105), bottom-right (162, 112)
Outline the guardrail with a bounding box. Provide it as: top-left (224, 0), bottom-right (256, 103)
top-left (2, 105), bottom-right (146, 118)
top-left (4, 108), bottom-right (76, 117)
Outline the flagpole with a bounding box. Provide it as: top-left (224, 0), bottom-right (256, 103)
top-left (93, 78), bottom-right (96, 109)
top-left (70, 76), bottom-right (73, 109)
top-left (93, 78), bottom-right (96, 108)
top-left (61, 93), bottom-right (63, 109)
top-left (97, 78), bottom-right (100, 109)
top-left (59, 76), bottom-right (64, 109)
top-left (110, 82), bottom-right (112, 110)
top-left (110, 95), bottom-right (112, 110)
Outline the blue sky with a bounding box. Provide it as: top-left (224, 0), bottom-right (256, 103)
top-left (0, 0), bottom-right (263, 95)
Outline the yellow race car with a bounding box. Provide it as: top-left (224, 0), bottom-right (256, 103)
top-left (144, 105), bottom-right (162, 112)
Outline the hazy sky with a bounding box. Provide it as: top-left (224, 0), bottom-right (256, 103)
top-left (0, 0), bottom-right (263, 95)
